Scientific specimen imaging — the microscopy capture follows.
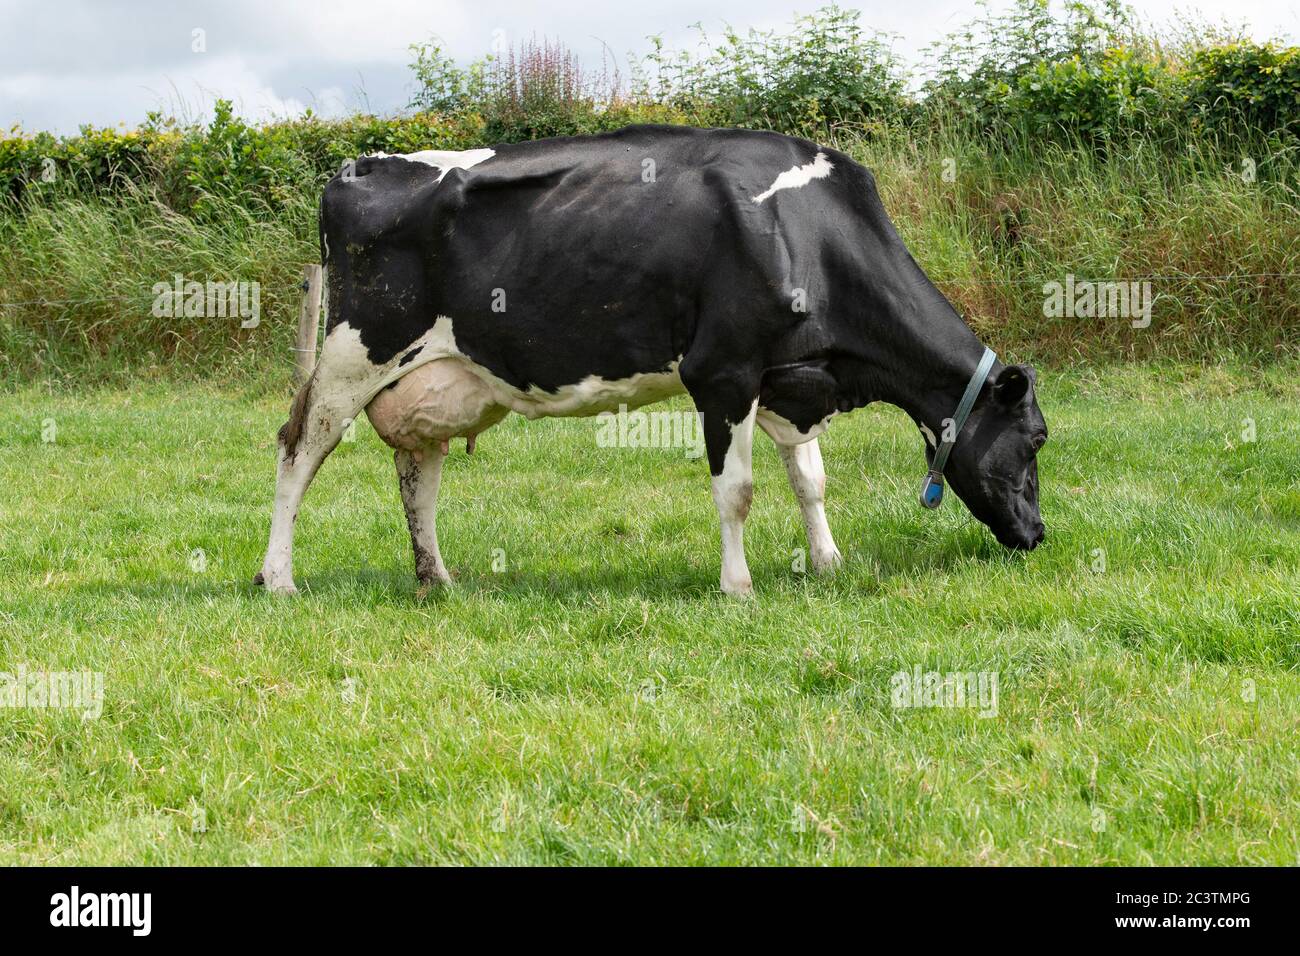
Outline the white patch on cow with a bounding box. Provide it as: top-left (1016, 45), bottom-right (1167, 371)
top-left (918, 423), bottom-right (938, 449)
top-left (402, 314), bottom-right (461, 365)
top-left (382, 314), bottom-right (687, 419)
top-left (756, 406), bottom-right (834, 445)
top-left (774, 437), bottom-right (841, 573)
top-left (371, 148), bottom-right (496, 182)
top-left (320, 322), bottom-right (400, 389)
top-left (329, 315), bottom-right (466, 402)
top-left (752, 152), bottom-right (834, 204)
top-left (353, 315), bottom-right (687, 424)
top-left (498, 364), bottom-right (686, 419)
top-left (713, 400), bottom-right (758, 597)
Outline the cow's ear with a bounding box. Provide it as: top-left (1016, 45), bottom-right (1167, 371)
top-left (993, 364), bottom-right (1034, 407)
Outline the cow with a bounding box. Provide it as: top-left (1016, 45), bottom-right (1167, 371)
top-left (254, 125), bottom-right (1046, 598)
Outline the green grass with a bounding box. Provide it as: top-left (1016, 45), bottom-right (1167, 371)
top-left (1, 363), bottom-right (1297, 864)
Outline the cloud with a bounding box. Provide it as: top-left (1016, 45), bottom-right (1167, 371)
top-left (2, 0), bottom-right (1296, 134)
top-left (3, 55), bottom-right (331, 132)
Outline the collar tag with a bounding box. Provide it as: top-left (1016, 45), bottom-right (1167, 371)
top-left (918, 347), bottom-right (997, 510)
top-left (920, 470), bottom-right (945, 509)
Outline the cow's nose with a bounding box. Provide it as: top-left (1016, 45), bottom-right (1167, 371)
top-left (1011, 522), bottom-right (1045, 551)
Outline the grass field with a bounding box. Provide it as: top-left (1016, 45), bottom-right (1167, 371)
top-left (1, 363), bottom-right (1297, 865)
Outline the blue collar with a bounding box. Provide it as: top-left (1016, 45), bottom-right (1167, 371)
top-left (920, 347), bottom-right (997, 509)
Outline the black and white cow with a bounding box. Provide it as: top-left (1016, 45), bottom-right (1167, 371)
top-left (255, 124), bottom-right (1046, 597)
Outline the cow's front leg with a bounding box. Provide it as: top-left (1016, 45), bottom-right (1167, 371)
top-left (395, 446), bottom-right (452, 589)
top-left (702, 399), bottom-right (758, 598)
top-left (775, 438), bottom-right (842, 573)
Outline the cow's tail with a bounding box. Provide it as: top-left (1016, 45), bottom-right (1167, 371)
top-left (319, 263), bottom-right (329, 336)
top-left (318, 189), bottom-right (331, 336)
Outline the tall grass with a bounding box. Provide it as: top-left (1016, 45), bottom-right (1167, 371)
top-left (2, 127), bottom-right (1295, 387)
top-left (0, 185), bottom-right (316, 385)
top-left (853, 125), bottom-right (1300, 363)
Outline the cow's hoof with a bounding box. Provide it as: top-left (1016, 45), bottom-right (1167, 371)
top-left (254, 569), bottom-right (298, 594)
top-left (811, 548), bottom-right (843, 573)
top-left (416, 568), bottom-right (454, 587)
top-left (720, 578), bottom-right (754, 599)
top-left (414, 579), bottom-right (450, 599)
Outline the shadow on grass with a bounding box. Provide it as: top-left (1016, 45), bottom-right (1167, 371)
top-left (56, 528), bottom-right (1026, 608)
top-left (288, 539), bottom-right (1019, 603)
top-left (52, 565), bottom-right (411, 606)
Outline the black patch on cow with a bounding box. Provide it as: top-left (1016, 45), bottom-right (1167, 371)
top-left (319, 124), bottom-right (999, 474)
top-left (759, 361), bottom-right (841, 434)
top-left (398, 346), bottom-right (422, 367)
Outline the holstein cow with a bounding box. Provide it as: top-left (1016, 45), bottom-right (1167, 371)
top-left (255, 125), bottom-right (1046, 597)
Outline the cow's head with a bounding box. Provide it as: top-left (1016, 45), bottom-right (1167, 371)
top-left (941, 364), bottom-right (1047, 551)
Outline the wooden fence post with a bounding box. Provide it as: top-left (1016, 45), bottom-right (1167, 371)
top-left (294, 263), bottom-right (323, 385)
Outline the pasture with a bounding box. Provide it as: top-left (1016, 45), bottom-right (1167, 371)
top-left (1, 362), bottom-right (1296, 864)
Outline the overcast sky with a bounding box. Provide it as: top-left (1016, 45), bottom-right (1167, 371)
top-left (2, 0), bottom-right (1297, 134)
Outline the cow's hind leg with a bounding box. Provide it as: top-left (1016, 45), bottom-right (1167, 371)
top-left (697, 397), bottom-right (759, 598)
top-left (395, 446), bottom-right (452, 589)
top-left (773, 437), bottom-right (841, 573)
top-left (255, 334), bottom-right (388, 593)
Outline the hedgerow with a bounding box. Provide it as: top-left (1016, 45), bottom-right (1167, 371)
top-left (1, 2), bottom-right (1297, 383)
top-left (3, 3), bottom-right (1297, 212)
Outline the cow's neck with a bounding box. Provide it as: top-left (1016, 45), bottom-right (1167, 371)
top-left (854, 283), bottom-right (992, 434)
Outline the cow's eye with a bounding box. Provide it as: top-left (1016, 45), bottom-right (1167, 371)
top-left (1029, 433), bottom-right (1047, 451)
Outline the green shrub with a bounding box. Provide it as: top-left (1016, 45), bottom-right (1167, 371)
top-left (1185, 42), bottom-right (1300, 137)
top-left (923, 0), bottom-right (1137, 133)
top-left (408, 40), bottom-right (490, 114)
top-left (0, 109), bottom-right (494, 215)
top-left (1002, 48), bottom-right (1180, 142)
top-left (921, 0), bottom-right (1299, 149)
top-left (2, 2), bottom-right (1296, 214)
top-left (409, 35), bottom-right (690, 142)
top-left (0, 124), bottom-right (162, 203)
top-left (166, 101), bottom-right (318, 217)
top-left (637, 4), bottom-right (908, 135)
